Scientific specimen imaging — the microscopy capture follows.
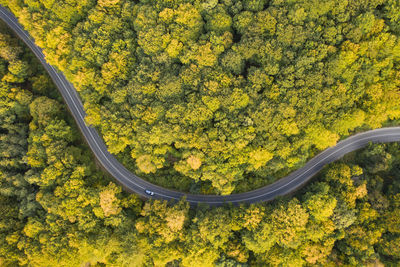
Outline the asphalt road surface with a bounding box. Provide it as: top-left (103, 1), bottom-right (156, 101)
top-left (2, 5), bottom-right (400, 206)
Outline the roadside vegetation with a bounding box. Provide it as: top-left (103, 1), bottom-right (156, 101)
top-left (1, 22), bottom-right (400, 266)
top-left (2, 0), bottom-right (400, 194)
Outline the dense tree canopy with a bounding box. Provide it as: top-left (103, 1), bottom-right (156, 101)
top-left (0, 23), bottom-right (142, 266)
top-left (2, 0), bottom-right (400, 194)
top-left (0, 22), bottom-right (400, 266)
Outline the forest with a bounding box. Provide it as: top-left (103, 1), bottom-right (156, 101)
top-left (2, 0), bottom-right (400, 194)
top-left (1, 17), bottom-right (400, 266)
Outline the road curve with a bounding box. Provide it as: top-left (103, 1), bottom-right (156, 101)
top-left (2, 5), bottom-right (400, 206)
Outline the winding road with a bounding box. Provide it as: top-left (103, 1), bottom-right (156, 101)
top-left (1, 5), bottom-right (400, 206)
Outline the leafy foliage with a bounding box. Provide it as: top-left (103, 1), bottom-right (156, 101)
top-left (1, 2), bottom-right (400, 267)
top-left (4, 0), bottom-right (400, 194)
